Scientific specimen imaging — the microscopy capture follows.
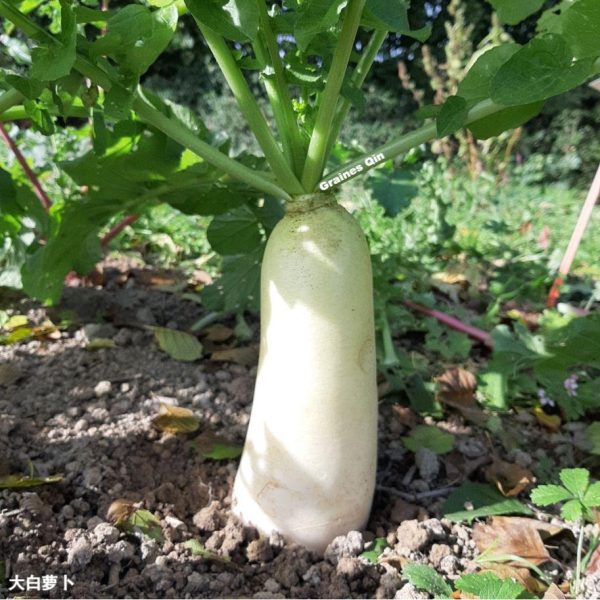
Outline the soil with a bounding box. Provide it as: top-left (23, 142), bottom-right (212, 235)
top-left (0, 261), bottom-right (598, 599)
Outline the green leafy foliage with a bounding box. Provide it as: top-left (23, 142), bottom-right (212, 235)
top-left (586, 423), bottom-right (600, 455)
top-left (531, 468), bottom-right (600, 522)
top-left (561, 0), bottom-right (600, 59)
top-left (458, 44), bottom-right (521, 102)
top-left (294, 0), bottom-right (345, 51)
top-left (182, 539), bottom-right (225, 560)
top-left (90, 5), bottom-right (178, 78)
top-left (201, 442), bottom-right (243, 460)
top-left (478, 313), bottom-right (600, 417)
top-left (362, 0), bottom-right (430, 41)
top-left (153, 327), bottom-right (203, 361)
top-left (491, 34), bottom-right (594, 106)
top-left (29, 1), bottom-right (76, 81)
top-left (122, 509), bottom-right (164, 542)
top-left (485, 0), bottom-right (545, 25)
top-left (402, 563), bottom-right (453, 598)
top-left (443, 482), bottom-right (532, 523)
top-left (455, 571), bottom-right (528, 599)
top-left (360, 538), bottom-right (388, 564)
top-left (185, 0), bottom-right (258, 42)
top-left (468, 102), bottom-right (544, 140)
top-left (202, 244), bottom-right (264, 313)
top-left (402, 425), bottom-right (455, 455)
top-left (436, 96), bottom-right (468, 137)
top-left (207, 205), bottom-right (263, 255)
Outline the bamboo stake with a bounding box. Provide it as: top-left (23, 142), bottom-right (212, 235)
top-left (546, 162), bottom-right (600, 308)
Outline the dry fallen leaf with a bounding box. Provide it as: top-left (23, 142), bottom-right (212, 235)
top-left (532, 406), bottom-right (561, 432)
top-left (210, 345), bottom-right (259, 367)
top-left (587, 544), bottom-right (600, 575)
top-left (107, 499), bottom-right (137, 524)
top-left (392, 405), bottom-right (418, 428)
top-left (430, 271), bottom-right (468, 303)
top-left (473, 516), bottom-right (562, 566)
top-left (543, 583), bottom-right (567, 599)
top-left (486, 458), bottom-right (535, 497)
top-left (152, 403), bottom-right (199, 434)
top-left (202, 324), bottom-right (234, 343)
top-left (379, 554), bottom-right (410, 571)
top-left (436, 367), bottom-right (477, 407)
top-left (134, 269), bottom-right (181, 288)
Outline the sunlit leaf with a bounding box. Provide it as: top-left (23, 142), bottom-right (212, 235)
top-left (402, 425), bottom-right (454, 455)
top-left (444, 482), bottom-right (532, 523)
top-left (402, 563), bottom-right (453, 598)
top-left (154, 327), bottom-right (203, 362)
top-left (194, 431), bottom-right (242, 460)
top-left (0, 474), bottom-right (63, 489)
top-left (152, 403), bottom-right (200, 433)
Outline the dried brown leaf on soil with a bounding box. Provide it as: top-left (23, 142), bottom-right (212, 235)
top-left (152, 403), bottom-right (199, 434)
top-left (543, 583), bottom-right (567, 598)
top-left (532, 406), bottom-right (561, 432)
top-left (587, 544), bottom-right (600, 575)
top-left (392, 405), bottom-right (418, 428)
top-left (134, 269), bottom-right (183, 288)
top-left (485, 458), bottom-right (535, 497)
top-left (210, 345), bottom-right (259, 367)
top-left (436, 368), bottom-right (477, 406)
top-left (473, 516), bottom-right (562, 566)
top-left (430, 271), bottom-right (468, 303)
top-left (107, 499), bottom-right (138, 524)
top-left (201, 324), bottom-right (235, 343)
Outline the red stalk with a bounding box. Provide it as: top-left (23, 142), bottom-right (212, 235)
top-left (0, 121), bottom-right (52, 211)
top-left (100, 213), bottom-right (139, 247)
top-left (402, 300), bottom-right (493, 348)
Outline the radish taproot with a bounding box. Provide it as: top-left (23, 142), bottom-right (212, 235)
top-left (232, 194), bottom-right (378, 552)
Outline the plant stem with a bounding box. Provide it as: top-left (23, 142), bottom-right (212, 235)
top-left (0, 0), bottom-right (292, 200)
top-left (133, 91), bottom-right (291, 200)
top-left (321, 98), bottom-right (501, 189)
top-left (0, 88), bottom-right (24, 116)
top-left (380, 310), bottom-right (399, 367)
top-left (254, 0), bottom-right (305, 177)
top-left (100, 214), bottom-right (139, 247)
top-left (575, 521), bottom-right (585, 597)
top-left (403, 300), bottom-right (493, 348)
top-left (0, 121), bottom-right (53, 210)
top-left (325, 29), bottom-right (387, 157)
top-left (1, 104), bottom-right (90, 122)
top-left (301, 0), bottom-right (367, 190)
top-left (194, 20), bottom-right (304, 195)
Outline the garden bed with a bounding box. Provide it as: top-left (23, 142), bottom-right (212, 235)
top-left (1, 263), bottom-right (599, 599)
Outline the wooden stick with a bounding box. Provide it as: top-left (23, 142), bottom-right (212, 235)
top-left (0, 121), bottom-right (52, 211)
top-left (546, 162), bottom-right (600, 308)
